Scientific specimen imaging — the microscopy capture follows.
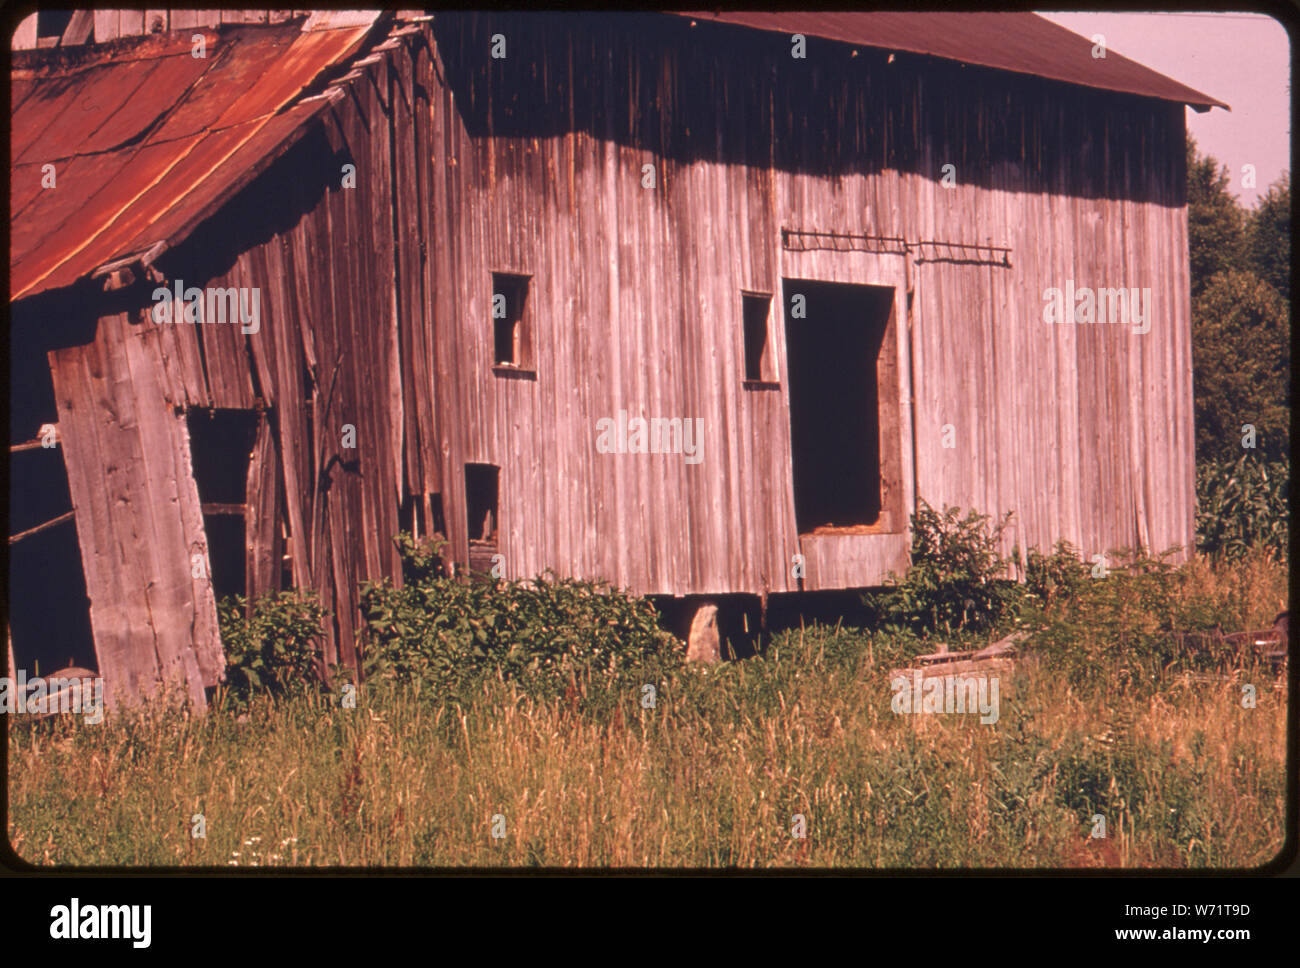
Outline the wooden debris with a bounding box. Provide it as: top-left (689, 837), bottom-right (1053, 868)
top-left (9, 510), bottom-right (76, 545)
top-left (889, 631), bottom-right (1028, 684)
top-left (1164, 614), bottom-right (1288, 674)
top-left (20, 666), bottom-right (100, 721)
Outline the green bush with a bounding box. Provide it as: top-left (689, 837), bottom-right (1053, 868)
top-left (861, 502), bottom-right (1024, 641)
top-left (216, 590), bottom-right (327, 709)
top-left (360, 533), bottom-right (678, 701)
top-left (1192, 270), bottom-right (1290, 463)
top-left (1195, 455), bottom-right (1289, 559)
top-left (1025, 540), bottom-right (1091, 607)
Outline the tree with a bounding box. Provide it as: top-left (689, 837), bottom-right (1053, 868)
top-left (1186, 135), bottom-right (1245, 297)
top-left (1192, 269), bottom-right (1290, 462)
top-left (1245, 172), bottom-right (1290, 302)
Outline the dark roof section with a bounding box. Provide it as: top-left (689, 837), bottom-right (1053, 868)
top-left (10, 17), bottom-right (379, 301)
top-left (674, 11), bottom-right (1228, 112)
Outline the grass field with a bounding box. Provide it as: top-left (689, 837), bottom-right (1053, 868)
top-left (6, 548), bottom-right (1289, 868)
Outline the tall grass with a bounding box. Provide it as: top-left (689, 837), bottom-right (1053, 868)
top-left (7, 549), bottom-right (1286, 869)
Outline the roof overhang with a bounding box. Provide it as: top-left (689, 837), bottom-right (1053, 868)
top-left (673, 11), bottom-right (1229, 112)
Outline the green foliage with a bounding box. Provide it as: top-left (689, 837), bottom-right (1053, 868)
top-left (1022, 542), bottom-right (1288, 701)
top-left (1034, 549), bottom-right (1184, 642)
top-left (1245, 171), bottom-right (1290, 301)
top-left (1196, 455), bottom-right (1289, 560)
top-left (861, 502), bottom-right (1023, 641)
top-left (1192, 269), bottom-right (1290, 462)
top-left (11, 552), bottom-right (1287, 868)
top-left (1187, 136), bottom-right (1291, 463)
top-left (360, 533), bottom-right (678, 701)
top-left (1186, 135), bottom-right (1246, 297)
top-left (216, 590), bottom-right (327, 709)
top-left (1025, 540), bottom-right (1091, 607)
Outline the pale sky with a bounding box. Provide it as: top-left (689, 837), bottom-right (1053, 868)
top-left (1040, 11), bottom-right (1291, 208)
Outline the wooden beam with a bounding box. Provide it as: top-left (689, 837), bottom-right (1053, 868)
top-left (59, 10), bottom-right (94, 46)
top-left (168, 11), bottom-right (204, 31)
top-left (301, 10), bottom-right (381, 31)
top-left (12, 13), bottom-right (38, 50)
top-left (201, 502), bottom-right (247, 516)
top-left (118, 10), bottom-right (145, 35)
top-left (92, 240), bottom-right (169, 281)
top-left (93, 10), bottom-right (120, 42)
top-left (12, 424), bottom-right (58, 452)
top-left (9, 510), bottom-right (75, 545)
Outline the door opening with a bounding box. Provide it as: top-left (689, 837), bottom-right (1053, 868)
top-left (9, 319), bottom-right (95, 675)
top-left (187, 409), bottom-right (260, 603)
top-left (782, 279), bottom-right (893, 534)
top-left (464, 463), bottom-right (500, 576)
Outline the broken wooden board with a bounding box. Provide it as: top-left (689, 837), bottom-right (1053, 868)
top-left (17, 666), bottom-right (101, 721)
top-left (889, 631), bottom-right (1027, 684)
top-left (48, 315), bottom-right (221, 714)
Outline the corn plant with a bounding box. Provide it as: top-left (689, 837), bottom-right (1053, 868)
top-left (1195, 455), bottom-right (1288, 560)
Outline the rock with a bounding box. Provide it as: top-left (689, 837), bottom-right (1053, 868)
top-left (686, 602), bottom-right (721, 664)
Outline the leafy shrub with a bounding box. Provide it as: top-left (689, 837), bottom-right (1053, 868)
top-left (1192, 271), bottom-right (1290, 463)
top-left (360, 533), bottom-right (678, 701)
top-left (1026, 545), bottom-right (1266, 697)
top-left (1196, 455), bottom-right (1289, 560)
top-left (861, 502), bottom-right (1023, 641)
top-left (216, 590), bottom-right (327, 708)
top-left (1025, 540), bottom-right (1091, 607)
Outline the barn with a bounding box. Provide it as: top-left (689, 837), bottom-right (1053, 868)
top-left (8, 10), bottom-right (1225, 709)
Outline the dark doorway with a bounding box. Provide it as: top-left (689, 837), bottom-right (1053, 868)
top-left (464, 463), bottom-right (500, 576)
top-left (8, 449), bottom-right (95, 675)
top-left (8, 318), bottom-right (95, 675)
top-left (782, 279), bottom-right (893, 533)
top-left (187, 409), bottom-right (260, 603)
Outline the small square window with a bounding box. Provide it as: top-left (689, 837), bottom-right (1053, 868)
top-left (742, 292), bottom-right (774, 382)
top-left (491, 272), bottom-right (531, 368)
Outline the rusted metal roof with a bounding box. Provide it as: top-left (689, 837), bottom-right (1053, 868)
top-left (675, 11), bottom-right (1228, 112)
top-left (10, 18), bottom-right (378, 301)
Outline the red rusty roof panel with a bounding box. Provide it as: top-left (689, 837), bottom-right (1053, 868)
top-left (11, 151), bottom-right (137, 258)
top-left (76, 51), bottom-right (222, 155)
top-left (146, 25), bottom-right (307, 144)
top-left (10, 76), bottom-right (38, 116)
top-left (10, 33), bottom-right (207, 165)
top-left (11, 73), bottom-right (80, 165)
top-left (10, 20), bottom-right (375, 301)
top-left (67, 123), bottom-right (274, 286)
top-left (120, 99), bottom-right (329, 257)
top-left (674, 11), bottom-right (1228, 111)
top-left (14, 57), bottom-right (175, 165)
top-left (11, 137), bottom-right (196, 294)
top-left (10, 162), bottom-right (51, 223)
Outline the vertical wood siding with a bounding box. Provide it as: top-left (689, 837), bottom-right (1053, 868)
top-left (60, 13), bottom-right (1196, 685)
top-left (49, 314), bottom-right (222, 710)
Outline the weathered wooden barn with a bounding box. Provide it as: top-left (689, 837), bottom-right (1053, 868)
top-left (8, 10), bottom-right (1225, 709)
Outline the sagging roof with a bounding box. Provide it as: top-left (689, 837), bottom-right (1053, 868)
top-left (675, 11), bottom-right (1228, 112)
top-left (11, 11), bottom-right (1226, 303)
top-left (10, 16), bottom-right (380, 301)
